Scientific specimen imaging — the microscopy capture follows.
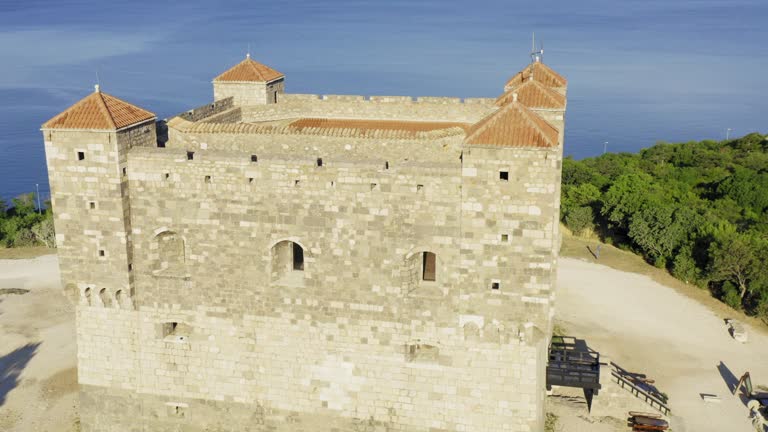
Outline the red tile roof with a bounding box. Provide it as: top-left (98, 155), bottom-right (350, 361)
top-left (496, 79), bottom-right (566, 109)
top-left (42, 88), bottom-right (155, 130)
top-left (290, 118), bottom-right (470, 134)
top-left (213, 56), bottom-right (284, 82)
top-left (465, 99), bottom-right (559, 148)
top-left (505, 62), bottom-right (567, 89)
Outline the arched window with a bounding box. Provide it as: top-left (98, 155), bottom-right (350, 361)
top-left (99, 288), bottom-right (112, 307)
top-left (83, 287), bottom-right (92, 306)
top-left (271, 240), bottom-right (305, 286)
top-left (115, 290), bottom-right (123, 309)
top-left (154, 231), bottom-right (185, 273)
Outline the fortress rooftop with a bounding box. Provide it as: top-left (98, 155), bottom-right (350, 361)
top-left (505, 61), bottom-right (568, 90)
top-left (42, 86), bottom-right (155, 130)
top-left (213, 55), bottom-right (285, 83)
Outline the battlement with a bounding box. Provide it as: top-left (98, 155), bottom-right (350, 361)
top-left (175, 96), bottom-right (235, 122)
top-left (281, 93), bottom-right (494, 105)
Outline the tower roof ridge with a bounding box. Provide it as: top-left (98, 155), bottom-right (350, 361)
top-left (213, 56), bottom-right (284, 82)
top-left (505, 62), bottom-right (567, 90)
top-left (495, 79), bottom-right (566, 109)
top-left (465, 99), bottom-right (559, 148)
top-left (42, 89), bottom-right (155, 130)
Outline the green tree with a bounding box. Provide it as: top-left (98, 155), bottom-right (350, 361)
top-left (601, 171), bottom-right (654, 229)
top-left (565, 206), bottom-right (594, 236)
top-left (709, 234), bottom-right (759, 302)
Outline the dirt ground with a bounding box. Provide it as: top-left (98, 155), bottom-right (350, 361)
top-left (1, 252), bottom-right (766, 432)
top-left (556, 257), bottom-right (768, 432)
top-left (0, 254), bottom-right (78, 432)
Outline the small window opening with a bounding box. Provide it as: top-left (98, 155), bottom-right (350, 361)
top-left (371, 183), bottom-right (378, 191)
top-left (491, 282), bottom-right (500, 290)
top-left (293, 242), bottom-right (304, 271)
top-left (422, 252), bottom-right (436, 281)
top-left (89, 202), bottom-right (96, 210)
top-left (317, 158), bottom-right (323, 167)
top-left (187, 151), bottom-right (194, 160)
top-left (99, 249), bottom-right (105, 257)
top-left (248, 177), bottom-right (254, 184)
top-left (500, 171), bottom-right (509, 181)
top-left (164, 173), bottom-right (170, 180)
top-left (417, 184), bottom-right (424, 192)
top-left (251, 155), bottom-right (258, 163)
top-left (163, 322), bottom-right (178, 338)
top-left (330, 181), bottom-right (335, 188)
top-left (205, 175), bottom-right (212, 183)
top-left (77, 151), bottom-right (85, 161)
top-left (115, 289), bottom-right (123, 307)
top-left (122, 167), bottom-right (127, 176)
top-left (501, 234), bottom-right (509, 242)
top-left (128, 264), bottom-right (133, 271)
top-left (385, 161), bottom-right (389, 170)
top-left (295, 180), bottom-right (300, 187)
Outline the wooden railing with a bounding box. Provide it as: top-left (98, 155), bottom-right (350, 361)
top-left (611, 362), bottom-right (671, 415)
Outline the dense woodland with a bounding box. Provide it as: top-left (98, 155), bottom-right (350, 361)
top-left (0, 194), bottom-right (54, 248)
top-left (561, 133), bottom-right (768, 322)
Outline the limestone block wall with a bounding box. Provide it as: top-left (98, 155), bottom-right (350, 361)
top-left (42, 121), bottom-right (155, 303)
top-left (214, 78), bottom-right (285, 106)
top-left (241, 94), bottom-right (497, 123)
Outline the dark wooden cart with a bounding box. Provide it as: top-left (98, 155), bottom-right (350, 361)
top-left (628, 411), bottom-right (669, 431)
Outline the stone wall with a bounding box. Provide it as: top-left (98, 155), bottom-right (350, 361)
top-left (214, 78), bottom-right (285, 106)
top-left (240, 94), bottom-right (497, 123)
top-left (176, 97), bottom-right (235, 122)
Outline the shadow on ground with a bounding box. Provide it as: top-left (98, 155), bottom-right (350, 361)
top-left (0, 342), bottom-right (40, 406)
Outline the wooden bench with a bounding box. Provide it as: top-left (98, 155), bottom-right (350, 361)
top-left (629, 412), bottom-right (669, 431)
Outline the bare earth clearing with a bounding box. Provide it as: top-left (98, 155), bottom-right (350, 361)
top-left (1, 253), bottom-right (766, 431)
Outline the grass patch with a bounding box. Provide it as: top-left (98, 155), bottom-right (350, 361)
top-left (0, 246), bottom-right (55, 259)
top-left (544, 412), bottom-right (559, 432)
top-left (0, 288), bottom-right (30, 295)
top-left (560, 232), bottom-right (768, 335)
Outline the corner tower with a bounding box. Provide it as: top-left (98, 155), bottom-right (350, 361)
top-left (212, 54), bottom-right (285, 105)
top-left (41, 85), bottom-right (156, 313)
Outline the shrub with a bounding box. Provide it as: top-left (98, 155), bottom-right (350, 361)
top-left (565, 206), bottom-right (594, 236)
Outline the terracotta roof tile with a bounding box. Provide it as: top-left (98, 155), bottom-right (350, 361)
top-left (213, 56), bottom-right (284, 82)
top-left (290, 118), bottom-right (469, 135)
top-left (505, 62), bottom-right (567, 90)
top-left (465, 99), bottom-right (559, 148)
top-left (496, 79), bottom-right (566, 109)
top-left (42, 89), bottom-right (155, 130)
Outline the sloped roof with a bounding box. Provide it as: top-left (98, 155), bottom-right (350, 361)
top-left (505, 62), bottom-right (567, 89)
top-left (465, 99), bottom-right (559, 148)
top-left (42, 88), bottom-right (156, 130)
top-left (290, 118), bottom-right (470, 135)
top-left (213, 56), bottom-right (284, 82)
top-left (496, 79), bottom-right (566, 109)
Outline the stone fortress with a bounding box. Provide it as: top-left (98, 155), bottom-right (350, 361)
top-left (41, 53), bottom-right (567, 432)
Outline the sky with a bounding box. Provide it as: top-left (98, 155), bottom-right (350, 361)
top-left (0, 0), bottom-right (766, 200)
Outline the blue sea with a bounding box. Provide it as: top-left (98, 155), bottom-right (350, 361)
top-left (1, 0), bottom-right (766, 202)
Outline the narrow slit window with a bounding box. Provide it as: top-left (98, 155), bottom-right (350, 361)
top-left (422, 252), bottom-right (436, 281)
top-left (385, 161), bottom-right (389, 170)
top-left (292, 242), bottom-right (304, 271)
top-left (165, 173), bottom-right (170, 180)
top-left (500, 171), bottom-right (509, 181)
top-left (251, 155), bottom-right (258, 163)
top-left (77, 151), bottom-right (85, 161)
top-left (122, 167), bottom-right (127, 176)
top-left (89, 202), bottom-right (96, 210)
top-left (205, 175), bottom-right (211, 183)
top-left (99, 249), bottom-right (105, 257)
top-left (295, 180), bottom-right (300, 187)
top-left (187, 151), bottom-right (194, 160)
top-left (317, 158), bottom-right (323, 167)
